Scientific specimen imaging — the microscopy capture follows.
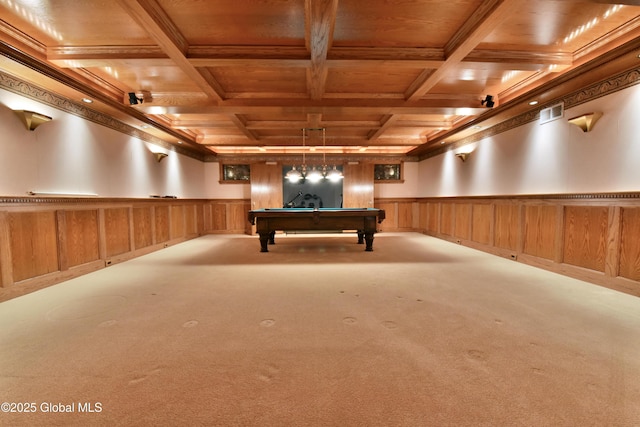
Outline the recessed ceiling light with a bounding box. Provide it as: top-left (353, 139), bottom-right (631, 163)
top-left (81, 98), bottom-right (93, 103)
top-left (529, 100), bottom-right (539, 106)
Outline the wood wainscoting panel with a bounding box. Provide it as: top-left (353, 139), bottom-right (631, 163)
top-left (398, 202), bottom-right (415, 230)
top-left (563, 206), bottom-right (608, 272)
top-left (619, 207), bottom-right (640, 281)
top-left (228, 201), bottom-right (249, 232)
top-left (171, 205), bottom-right (185, 239)
top-left (185, 204), bottom-right (196, 236)
top-left (155, 206), bottom-right (170, 243)
top-left (523, 205), bottom-right (557, 261)
top-left (440, 203), bottom-right (454, 236)
top-left (8, 211), bottom-right (59, 282)
top-left (494, 203), bottom-right (519, 251)
top-left (209, 202), bottom-right (227, 231)
top-left (63, 209), bottom-right (100, 268)
top-left (454, 203), bottom-right (471, 240)
top-left (375, 201), bottom-right (396, 231)
top-left (472, 203), bottom-right (492, 245)
top-left (418, 202), bottom-right (428, 232)
top-left (104, 208), bottom-right (131, 258)
top-left (426, 202), bottom-right (439, 233)
top-left (133, 207), bottom-right (153, 250)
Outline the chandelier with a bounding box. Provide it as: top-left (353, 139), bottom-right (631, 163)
top-left (285, 128), bottom-right (343, 183)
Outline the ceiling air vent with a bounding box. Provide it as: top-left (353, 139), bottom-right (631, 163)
top-left (539, 102), bottom-right (564, 124)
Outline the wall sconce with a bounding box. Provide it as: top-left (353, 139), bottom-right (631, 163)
top-left (152, 152), bottom-right (168, 162)
top-left (567, 112), bottom-right (602, 132)
top-left (14, 110), bottom-right (52, 131)
top-left (456, 152), bottom-right (470, 162)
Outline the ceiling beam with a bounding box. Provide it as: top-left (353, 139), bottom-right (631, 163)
top-left (405, 0), bottom-right (524, 101)
top-left (305, 0), bottom-right (338, 100)
top-left (115, 0), bottom-right (224, 102)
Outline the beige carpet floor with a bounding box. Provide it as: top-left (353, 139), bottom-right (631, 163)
top-left (1, 232), bottom-right (639, 426)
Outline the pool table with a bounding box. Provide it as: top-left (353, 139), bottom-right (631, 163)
top-left (248, 208), bottom-right (385, 252)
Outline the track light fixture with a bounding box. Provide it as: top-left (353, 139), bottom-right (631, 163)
top-left (481, 95), bottom-right (495, 108)
top-left (128, 92), bottom-right (143, 105)
top-left (128, 91), bottom-right (152, 105)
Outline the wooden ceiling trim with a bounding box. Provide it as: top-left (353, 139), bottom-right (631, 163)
top-left (115, 0), bottom-right (224, 102)
top-left (367, 115), bottom-right (397, 141)
top-left (47, 45), bottom-right (167, 63)
top-left (0, 20), bottom-right (46, 56)
top-left (138, 101), bottom-right (487, 116)
top-left (188, 45), bottom-right (309, 60)
top-left (228, 114), bottom-right (259, 141)
top-left (305, 0), bottom-right (338, 100)
top-left (406, 0), bottom-right (523, 101)
top-left (463, 50), bottom-right (574, 66)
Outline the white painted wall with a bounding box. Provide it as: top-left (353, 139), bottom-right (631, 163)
top-left (374, 161), bottom-right (420, 198)
top-left (203, 162), bottom-right (251, 199)
top-left (417, 83), bottom-right (640, 197)
top-left (2, 82), bottom-right (638, 200)
top-left (0, 88), bottom-right (206, 198)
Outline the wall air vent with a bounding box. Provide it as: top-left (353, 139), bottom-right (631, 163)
top-left (539, 102), bottom-right (564, 124)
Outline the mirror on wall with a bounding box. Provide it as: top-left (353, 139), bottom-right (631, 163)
top-left (282, 166), bottom-right (343, 208)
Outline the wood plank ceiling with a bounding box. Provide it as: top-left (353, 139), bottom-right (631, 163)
top-left (1, 0), bottom-right (640, 161)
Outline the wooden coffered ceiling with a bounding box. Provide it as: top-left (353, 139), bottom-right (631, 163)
top-left (1, 0), bottom-right (640, 161)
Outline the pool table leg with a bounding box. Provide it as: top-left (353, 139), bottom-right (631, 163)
top-left (268, 230), bottom-right (276, 244)
top-left (364, 232), bottom-right (374, 251)
top-left (357, 230), bottom-right (364, 244)
top-left (258, 232), bottom-right (270, 252)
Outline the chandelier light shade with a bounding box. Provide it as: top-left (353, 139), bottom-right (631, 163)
top-left (285, 128), bottom-right (343, 183)
top-left (306, 166), bottom-right (323, 183)
top-left (326, 165), bottom-right (344, 182)
top-left (285, 165), bottom-right (303, 182)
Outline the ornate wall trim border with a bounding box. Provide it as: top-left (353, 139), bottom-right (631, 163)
top-left (2, 192), bottom-right (640, 206)
top-left (415, 192), bottom-right (640, 201)
top-left (0, 71), bottom-right (205, 161)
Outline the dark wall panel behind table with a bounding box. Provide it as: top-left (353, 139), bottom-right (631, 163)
top-left (563, 206), bottom-right (608, 272)
top-left (64, 209), bottom-right (100, 267)
top-left (619, 207), bottom-right (640, 281)
top-left (133, 207), bottom-right (153, 249)
top-left (104, 208), bottom-right (131, 258)
top-left (9, 211), bottom-right (59, 282)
